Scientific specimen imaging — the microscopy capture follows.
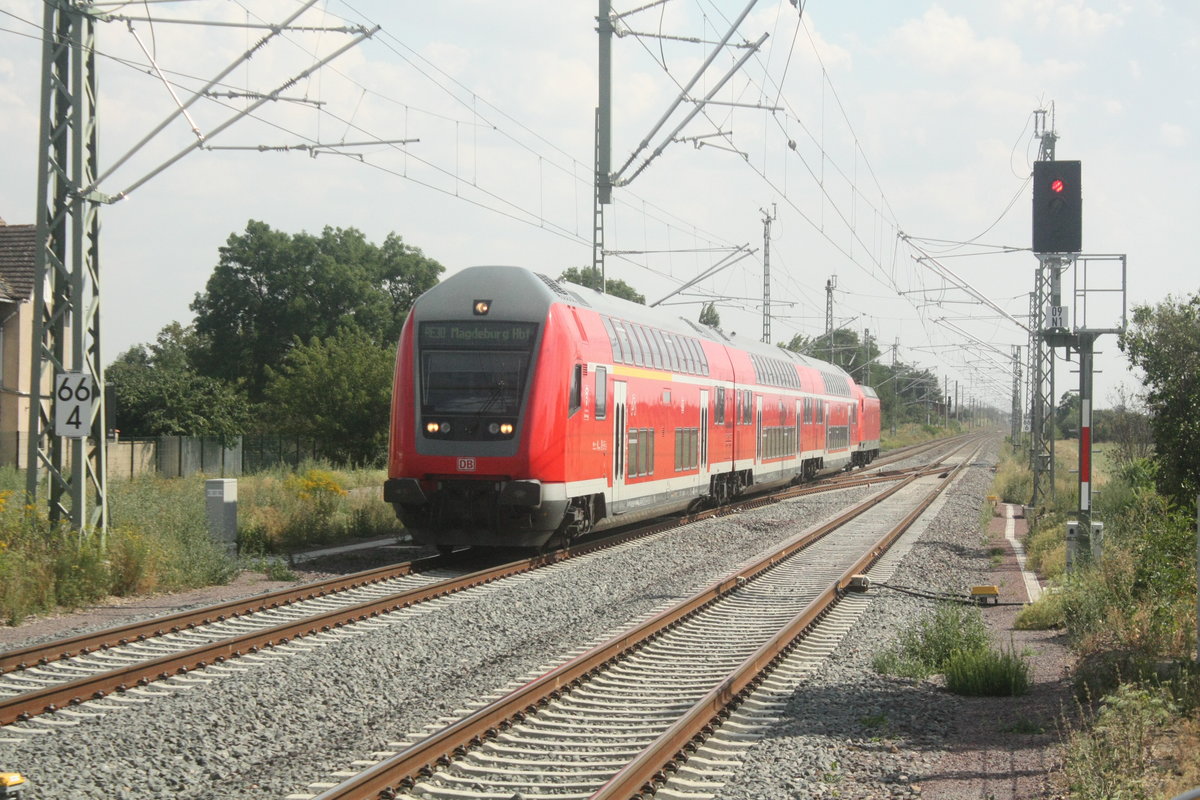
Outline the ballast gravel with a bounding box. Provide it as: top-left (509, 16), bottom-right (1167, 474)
top-left (0, 440), bottom-right (1000, 800)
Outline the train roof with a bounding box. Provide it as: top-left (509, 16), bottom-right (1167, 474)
top-left (422, 266), bottom-right (858, 388)
top-left (552, 272), bottom-right (853, 378)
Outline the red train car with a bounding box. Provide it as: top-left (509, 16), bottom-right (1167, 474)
top-left (384, 266), bottom-right (880, 548)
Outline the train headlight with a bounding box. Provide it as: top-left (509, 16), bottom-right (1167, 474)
top-left (425, 422), bottom-right (440, 434)
top-left (499, 423), bottom-right (514, 435)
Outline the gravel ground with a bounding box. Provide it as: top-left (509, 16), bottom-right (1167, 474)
top-left (713, 438), bottom-right (1070, 800)
top-left (0, 439), bottom-right (1055, 800)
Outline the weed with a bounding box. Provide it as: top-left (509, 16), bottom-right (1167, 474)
top-left (944, 646), bottom-right (1031, 696)
top-left (1013, 590), bottom-right (1065, 630)
top-left (1002, 717), bottom-right (1046, 735)
top-left (1062, 684), bottom-right (1176, 799)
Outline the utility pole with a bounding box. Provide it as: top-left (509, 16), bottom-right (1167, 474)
top-left (27, 3), bottom-right (371, 538)
top-left (862, 328), bottom-right (871, 387)
top-left (825, 275), bottom-right (836, 362)
top-left (1011, 345), bottom-right (1023, 449)
top-left (594, 0), bottom-right (613, 292)
top-left (28, 1), bottom-right (107, 536)
top-left (890, 338), bottom-right (898, 437)
top-left (943, 375), bottom-right (949, 427)
top-left (1029, 107), bottom-right (1060, 513)
top-left (761, 204), bottom-right (776, 343)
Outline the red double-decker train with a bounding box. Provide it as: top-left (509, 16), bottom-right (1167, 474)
top-left (385, 266), bottom-right (880, 548)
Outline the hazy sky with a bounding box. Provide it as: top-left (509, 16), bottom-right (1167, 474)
top-left (1, 1), bottom-right (1196, 412)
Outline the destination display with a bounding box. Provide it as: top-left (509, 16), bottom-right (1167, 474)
top-left (418, 321), bottom-right (538, 348)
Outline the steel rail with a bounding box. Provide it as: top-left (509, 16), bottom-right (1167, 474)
top-left (0, 433), bottom-right (965, 678)
top-left (305, 465), bottom-right (941, 800)
top-left (593, 440), bottom-right (983, 799)
top-left (0, 436), bottom-right (976, 728)
top-left (0, 554), bottom-right (472, 676)
top-left (0, 548), bottom-right (576, 726)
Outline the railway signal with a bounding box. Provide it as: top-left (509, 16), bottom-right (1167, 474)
top-left (1032, 160), bottom-right (1082, 253)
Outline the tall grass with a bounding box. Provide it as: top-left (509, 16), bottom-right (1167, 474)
top-left (0, 463), bottom-right (401, 626)
top-left (873, 603), bottom-right (1028, 695)
top-left (236, 463), bottom-right (399, 554)
top-left (1062, 684), bottom-right (1178, 800)
top-left (990, 440), bottom-right (1200, 794)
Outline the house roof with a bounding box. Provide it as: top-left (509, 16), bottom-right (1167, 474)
top-left (0, 221), bottom-right (37, 302)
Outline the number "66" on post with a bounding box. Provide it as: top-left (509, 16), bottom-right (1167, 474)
top-left (54, 372), bottom-right (95, 439)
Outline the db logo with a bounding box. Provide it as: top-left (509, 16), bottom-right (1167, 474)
top-left (457, 457), bottom-right (476, 472)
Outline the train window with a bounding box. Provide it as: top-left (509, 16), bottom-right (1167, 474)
top-left (636, 325), bottom-right (656, 368)
top-left (569, 364), bottom-right (582, 416)
top-left (671, 334), bottom-right (687, 373)
top-left (734, 390), bottom-right (741, 425)
top-left (650, 328), bottom-right (668, 370)
top-left (421, 350), bottom-right (529, 415)
top-left (659, 332), bottom-right (677, 371)
top-left (714, 386), bottom-right (725, 424)
top-left (609, 320), bottom-right (628, 363)
top-left (627, 323), bottom-right (644, 366)
top-left (602, 318), bottom-right (621, 363)
top-left (685, 338), bottom-right (699, 374)
top-left (675, 336), bottom-right (689, 373)
top-left (595, 367), bottom-right (607, 420)
top-left (745, 392), bottom-right (753, 424)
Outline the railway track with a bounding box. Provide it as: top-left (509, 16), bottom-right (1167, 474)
top-left (0, 436), bottom-right (977, 735)
top-left (288, 437), bottom-right (985, 800)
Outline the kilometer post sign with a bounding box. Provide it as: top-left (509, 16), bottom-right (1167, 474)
top-left (54, 372), bottom-right (95, 439)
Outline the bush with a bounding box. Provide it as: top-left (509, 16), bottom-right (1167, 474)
top-left (237, 463), bottom-right (398, 553)
top-left (944, 646), bottom-right (1031, 696)
top-left (1014, 590), bottom-right (1065, 630)
top-left (1063, 684), bottom-right (1177, 800)
top-left (874, 603), bottom-right (992, 679)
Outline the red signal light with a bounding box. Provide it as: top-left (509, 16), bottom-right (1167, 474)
top-left (1050, 178), bottom-right (1064, 193)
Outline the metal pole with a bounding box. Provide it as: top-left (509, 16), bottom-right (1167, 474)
top-left (28, 0), bottom-right (106, 536)
top-left (761, 207), bottom-right (774, 343)
top-left (594, 0), bottom-right (612, 291)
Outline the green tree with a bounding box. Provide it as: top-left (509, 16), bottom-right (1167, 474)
top-left (559, 266), bottom-right (645, 304)
top-left (1118, 292), bottom-right (1200, 503)
top-left (1093, 388), bottom-right (1153, 462)
top-left (699, 302), bottom-right (721, 329)
top-left (106, 323), bottom-right (253, 441)
top-left (264, 327), bottom-right (395, 465)
top-left (1056, 391), bottom-right (1082, 439)
top-left (191, 220), bottom-right (442, 401)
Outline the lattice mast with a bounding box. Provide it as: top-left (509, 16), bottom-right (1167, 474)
top-left (1029, 107), bottom-right (1058, 511)
top-left (27, 0), bottom-right (107, 535)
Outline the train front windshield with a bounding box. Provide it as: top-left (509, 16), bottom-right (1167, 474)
top-left (421, 351), bottom-right (529, 414)
top-left (417, 321), bottom-right (538, 416)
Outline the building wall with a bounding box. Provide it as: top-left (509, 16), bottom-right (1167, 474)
top-left (0, 301), bottom-right (33, 468)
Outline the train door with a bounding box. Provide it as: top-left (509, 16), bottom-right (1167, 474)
top-left (612, 381), bottom-right (627, 507)
top-left (795, 399), bottom-right (802, 457)
top-left (755, 395), bottom-right (763, 463)
top-left (699, 389), bottom-right (709, 473)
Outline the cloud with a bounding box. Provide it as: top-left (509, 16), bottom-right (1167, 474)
top-left (1160, 122), bottom-right (1189, 147)
top-left (889, 6), bottom-right (1024, 76)
top-left (1001, 0), bottom-right (1125, 37)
